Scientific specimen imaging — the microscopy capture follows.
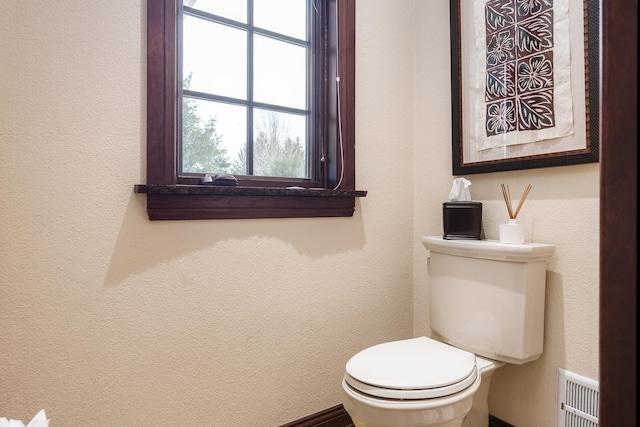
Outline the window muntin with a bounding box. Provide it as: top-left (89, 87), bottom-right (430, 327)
top-left (182, 16), bottom-right (247, 99)
top-left (180, 0), bottom-right (312, 180)
top-left (185, 0), bottom-right (247, 23)
top-left (253, 34), bottom-right (307, 110)
top-left (254, 0), bottom-right (306, 40)
top-left (181, 98), bottom-right (246, 174)
top-left (252, 109), bottom-right (308, 178)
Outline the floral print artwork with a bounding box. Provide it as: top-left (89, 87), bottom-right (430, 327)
top-left (483, 0), bottom-right (556, 137)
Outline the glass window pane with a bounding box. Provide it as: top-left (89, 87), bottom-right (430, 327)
top-left (254, 35), bottom-right (307, 109)
top-left (253, 109), bottom-right (308, 178)
top-left (254, 0), bottom-right (307, 40)
top-left (184, 0), bottom-right (247, 23)
top-left (183, 15), bottom-right (247, 99)
top-left (182, 97), bottom-right (247, 175)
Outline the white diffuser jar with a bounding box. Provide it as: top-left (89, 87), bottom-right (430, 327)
top-left (499, 219), bottom-right (525, 244)
top-left (499, 183), bottom-right (532, 244)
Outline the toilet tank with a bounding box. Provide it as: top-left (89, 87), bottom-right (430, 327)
top-left (422, 236), bottom-right (555, 364)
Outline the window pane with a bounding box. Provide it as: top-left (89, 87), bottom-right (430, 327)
top-left (184, 0), bottom-right (247, 23)
top-left (254, 35), bottom-right (307, 109)
top-left (254, 0), bottom-right (307, 40)
top-left (182, 97), bottom-right (247, 175)
top-left (253, 109), bottom-right (308, 178)
top-left (183, 15), bottom-right (247, 99)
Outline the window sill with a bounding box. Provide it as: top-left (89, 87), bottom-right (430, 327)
top-left (134, 184), bottom-right (367, 220)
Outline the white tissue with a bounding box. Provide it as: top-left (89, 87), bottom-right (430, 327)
top-left (0, 410), bottom-right (49, 427)
top-left (447, 177), bottom-right (472, 201)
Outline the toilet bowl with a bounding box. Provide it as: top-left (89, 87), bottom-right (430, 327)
top-left (341, 336), bottom-right (501, 427)
top-left (341, 237), bottom-right (555, 427)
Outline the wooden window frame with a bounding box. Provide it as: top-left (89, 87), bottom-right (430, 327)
top-left (135, 0), bottom-right (366, 220)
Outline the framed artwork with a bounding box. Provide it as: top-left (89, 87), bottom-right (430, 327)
top-left (450, 0), bottom-right (599, 175)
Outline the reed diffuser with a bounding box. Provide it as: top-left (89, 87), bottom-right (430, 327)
top-left (499, 184), bottom-right (532, 243)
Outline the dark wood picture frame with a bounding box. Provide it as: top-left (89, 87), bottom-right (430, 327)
top-left (450, 0), bottom-right (600, 175)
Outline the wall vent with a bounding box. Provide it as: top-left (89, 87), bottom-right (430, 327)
top-left (556, 368), bottom-right (599, 427)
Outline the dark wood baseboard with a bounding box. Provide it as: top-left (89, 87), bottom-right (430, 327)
top-left (280, 404), bottom-right (513, 427)
top-left (489, 415), bottom-right (515, 427)
top-left (279, 404), bottom-right (354, 427)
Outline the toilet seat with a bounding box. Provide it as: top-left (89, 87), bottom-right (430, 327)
top-left (344, 336), bottom-right (478, 400)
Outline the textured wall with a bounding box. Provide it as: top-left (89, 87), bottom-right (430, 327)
top-left (0, 1), bottom-right (598, 427)
top-left (0, 1), bottom-right (414, 425)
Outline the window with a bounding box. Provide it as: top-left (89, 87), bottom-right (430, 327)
top-left (136, 0), bottom-right (366, 220)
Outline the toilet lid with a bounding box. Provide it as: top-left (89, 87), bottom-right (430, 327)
top-left (344, 337), bottom-right (478, 399)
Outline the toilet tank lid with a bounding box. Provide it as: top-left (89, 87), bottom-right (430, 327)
top-left (422, 236), bottom-right (555, 262)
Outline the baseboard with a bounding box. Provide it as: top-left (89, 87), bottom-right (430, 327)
top-left (279, 404), bottom-right (354, 427)
top-left (489, 414), bottom-right (516, 427)
top-left (280, 405), bottom-right (512, 427)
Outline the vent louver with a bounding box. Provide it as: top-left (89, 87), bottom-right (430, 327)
top-left (557, 368), bottom-right (599, 427)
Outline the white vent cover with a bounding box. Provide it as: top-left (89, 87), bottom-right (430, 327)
top-left (557, 368), bottom-right (599, 427)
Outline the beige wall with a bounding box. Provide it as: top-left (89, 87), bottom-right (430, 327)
top-left (0, 1), bottom-right (598, 426)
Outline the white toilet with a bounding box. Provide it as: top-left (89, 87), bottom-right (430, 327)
top-left (341, 236), bottom-right (555, 427)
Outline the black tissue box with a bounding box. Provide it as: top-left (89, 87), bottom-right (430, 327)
top-left (442, 201), bottom-right (482, 240)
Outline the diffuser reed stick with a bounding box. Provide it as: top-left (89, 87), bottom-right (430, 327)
top-left (512, 184), bottom-right (532, 219)
top-left (501, 184), bottom-right (532, 219)
top-left (501, 184), bottom-right (514, 219)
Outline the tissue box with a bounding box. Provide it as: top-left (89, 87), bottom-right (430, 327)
top-left (442, 202), bottom-right (482, 240)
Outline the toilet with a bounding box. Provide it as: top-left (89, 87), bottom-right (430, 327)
top-left (341, 236), bottom-right (555, 427)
